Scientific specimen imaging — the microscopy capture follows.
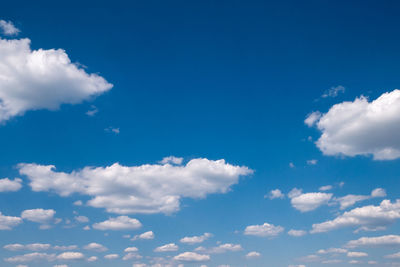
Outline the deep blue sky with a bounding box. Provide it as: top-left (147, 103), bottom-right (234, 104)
top-left (1, 1), bottom-right (400, 266)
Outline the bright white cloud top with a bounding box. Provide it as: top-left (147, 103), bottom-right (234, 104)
top-left (18, 158), bottom-right (252, 214)
top-left (0, 37), bottom-right (112, 123)
top-left (307, 89), bottom-right (400, 160)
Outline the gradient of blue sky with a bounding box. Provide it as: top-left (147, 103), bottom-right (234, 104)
top-left (1, 0), bottom-right (400, 266)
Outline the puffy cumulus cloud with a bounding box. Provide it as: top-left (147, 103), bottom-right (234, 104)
top-left (122, 252), bottom-right (142, 260)
top-left (196, 243), bottom-right (242, 254)
top-left (5, 252), bottom-right (56, 262)
top-left (0, 37), bottom-right (112, 123)
top-left (56, 252), bottom-right (84, 260)
top-left (266, 189), bottom-right (285, 199)
top-left (346, 235), bottom-right (400, 248)
top-left (104, 254), bottom-right (119, 259)
top-left (87, 256), bottom-right (97, 262)
top-left (92, 216), bottom-right (141, 231)
top-left (311, 200), bottom-right (400, 233)
top-left (83, 243), bottom-right (107, 252)
top-left (246, 251), bottom-right (261, 259)
top-left (310, 90), bottom-right (400, 160)
top-left (0, 211), bottom-right (22, 230)
top-left (154, 243), bottom-right (178, 252)
top-left (289, 192), bottom-right (332, 212)
top-left (288, 229), bottom-right (307, 237)
top-left (336, 188), bottom-right (386, 209)
top-left (0, 20), bottom-right (20, 36)
top-left (132, 231), bottom-right (155, 240)
top-left (180, 233), bottom-right (212, 244)
top-left (347, 251), bottom-right (368, 257)
top-left (19, 158), bottom-right (252, 214)
top-left (0, 178), bottom-right (22, 192)
top-left (173, 252), bottom-right (210, 262)
top-left (244, 222), bottom-right (284, 237)
top-left (21, 209), bottom-right (56, 229)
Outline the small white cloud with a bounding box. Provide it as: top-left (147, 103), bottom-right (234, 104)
top-left (160, 156), bottom-right (184, 165)
top-left (132, 231), bottom-right (154, 240)
top-left (346, 235), bottom-right (400, 248)
top-left (290, 192), bottom-right (332, 212)
top-left (87, 256), bottom-right (97, 262)
top-left (21, 209), bottom-right (55, 228)
top-left (173, 252), bottom-right (210, 262)
top-left (73, 200), bottom-right (82, 206)
top-left (74, 216), bottom-right (89, 223)
top-left (289, 162), bottom-right (295, 168)
top-left (86, 105), bottom-right (98, 116)
top-left (0, 212), bottom-right (22, 230)
top-left (201, 243), bottom-right (242, 254)
top-left (347, 251), bottom-right (368, 257)
top-left (180, 233), bottom-right (212, 244)
top-left (154, 243), bottom-right (178, 252)
top-left (5, 252), bottom-right (56, 262)
top-left (104, 254), bottom-right (119, 260)
top-left (319, 185), bottom-right (332, 191)
top-left (0, 20), bottom-right (20, 36)
top-left (306, 159), bottom-right (318, 165)
top-left (92, 216), bottom-right (142, 231)
top-left (305, 111), bottom-right (322, 127)
top-left (83, 243), bottom-right (107, 252)
top-left (266, 189), bottom-right (285, 199)
top-left (288, 188), bottom-right (302, 198)
top-left (244, 222), bottom-right (284, 237)
top-left (56, 252), bottom-right (84, 260)
top-left (105, 127), bottom-right (120, 134)
top-left (288, 229), bottom-right (307, 237)
top-left (321, 85), bottom-right (345, 98)
top-left (246, 251), bottom-right (261, 259)
top-left (0, 178), bottom-right (22, 192)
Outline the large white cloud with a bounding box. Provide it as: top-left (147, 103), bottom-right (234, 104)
top-left (0, 212), bottom-right (22, 230)
top-left (244, 222), bottom-right (284, 237)
top-left (18, 158), bottom-right (252, 214)
top-left (311, 200), bottom-right (400, 233)
top-left (92, 216), bottom-right (141, 231)
top-left (307, 90), bottom-right (400, 160)
top-left (0, 37), bottom-right (112, 123)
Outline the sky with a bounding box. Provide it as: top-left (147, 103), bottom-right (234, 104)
top-left (1, 0), bottom-right (400, 266)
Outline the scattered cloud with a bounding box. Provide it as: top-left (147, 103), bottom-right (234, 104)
top-left (347, 251), bottom-right (368, 257)
top-left (159, 156), bottom-right (184, 165)
top-left (154, 243), bottom-right (178, 252)
top-left (0, 212), bottom-right (22, 230)
top-left (180, 233), bottom-right (212, 244)
top-left (266, 189), bottom-right (285, 199)
top-left (244, 222), bottom-right (284, 237)
top-left (288, 229), bottom-right (307, 237)
top-left (305, 111), bottom-right (322, 127)
top-left (346, 235), bottom-right (400, 248)
top-left (86, 105), bottom-right (98, 116)
top-left (311, 200), bottom-right (400, 233)
top-left (92, 216), bottom-right (141, 231)
top-left (5, 252), bottom-right (56, 263)
top-left (319, 185), bottom-right (332, 191)
top-left (21, 209), bottom-right (56, 228)
top-left (0, 37), bottom-right (112, 123)
top-left (290, 192), bottom-right (332, 212)
top-left (105, 127), bottom-right (120, 134)
top-left (0, 178), bottom-right (22, 192)
top-left (0, 20), bottom-right (20, 36)
top-left (132, 231), bottom-right (154, 240)
top-left (56, 252), bottom-right (84, 260)
top-left (104, 254), bottom-right (119, 259)
top-left (321, 85), bottom-right (345, 98)
top-left (246, 251), bottom-right (261, 259)
top-left (306, 159), bottom-right (318, 165)
top-left (83, 243), bottom-right (107, 252)
top-left (173, 252), bottom-right (210, 262)
top-left (19, 158), bottom-right (252, 214)
top-left (336, 188), bottom-right (386, 209)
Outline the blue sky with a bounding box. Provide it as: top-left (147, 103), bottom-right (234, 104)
top-left (1, 1), bottom-right (400, 266)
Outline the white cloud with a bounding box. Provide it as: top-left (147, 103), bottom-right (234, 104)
top-left (0, 178), bottom-right (22, 192)
top-left (122, 253), bottom-right (142, 260)
top-left (196, 243), bottom-right (242, 254)
top-left (336, 188), bottom-right (386, 209)
top-left (132, 231), bottom-right (154, 240)
top-left (53, 245), bottom-right (78, 251)
top-left (19, 158), bottom-right (252, 214)
top-left (306, 159), bottom-right (318, 165)
top-left (21, 209), bottom-right (55, 228)
top-left (159, 156), bottom-right (183, 165)
top-left (83, 243), bottom-right (107, 252)
top-left (4, 243), bottom-right (51, 251)
top-left (180, 233), bottom-right (212, 244)
top-left (246, 251), bottom-right (261, 259)
top-left (74, 216), bottom-right (89, 223)
top-left (154, 243), bottom-right (178, 252)
top-left (288, 229), bottom-right (307, 237)
top-left (346, 235), bottom-right (400, 248)
top-left (311, 200), bottom-right (400, 233)
top-left (305, 111), bottom-right (322, 127)
top-left (92, 216), bottom-right (141, 231)
top-left (105, 127), bottom-right (120, 134)
top-left (347, 252), bottom-right (368, 257)
top-left (385, 251), bottom-right (400, 258)
top-left (321, 85), bottom-right (345, 98)
top-left (0, 37), bottom-right (112, 123)
top-left (288, 188), bottom-right (302, 198)
top-left (87, 256), bottom-right (97, 262)
top-left (290, 192), bottom-right (332, 212)
top-left (104, 254), bottom-right (119, 259)
top-left (73, 200), bottom-right (82, 206)
top-left (0, 20), bottom-right (20, 36)
top-left (56, 252), bottom-right (84, 260)
top-left (86, 105), bottom-right (98, 116)
top-left (244, 222), bottom-right (284, 237)
top-left (0, 212), bottom-right (22, 230)
top-left (311, 90), bottom-right (400, 160)
top-left (267, 189), bottom-right (285, 199)
top-left (173, 252), bottom-right (210, 262)
top-left (5, 252), bottom-right (56, 262)
top-left (317, 247), bottom-right (347, 254)
top-left (124, 247), bottom-right (138, 252)
top-left (319, 185), bottom-right (332, 191)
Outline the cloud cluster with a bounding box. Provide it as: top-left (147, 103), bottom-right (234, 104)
top-left (307, 90), bottom-right (400, 160)
top-left (311, 200), bottom-right (400, 233)
top-left (19, 158), bottom-right (252, 214)
top-left (0, 37), bottom-right (112, 123)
